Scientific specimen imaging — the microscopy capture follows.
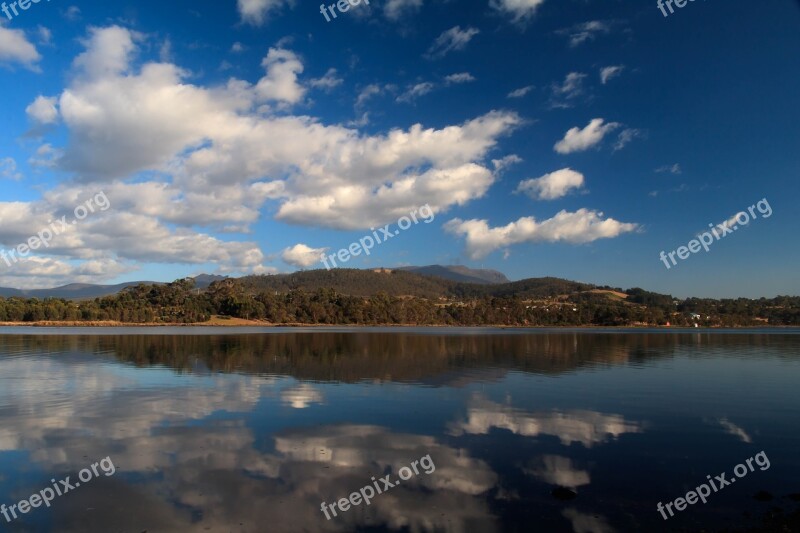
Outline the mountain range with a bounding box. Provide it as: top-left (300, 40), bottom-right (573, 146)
top-left (0, 274), bottom-right (227, 300)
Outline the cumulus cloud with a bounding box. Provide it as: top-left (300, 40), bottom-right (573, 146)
top-left (490, 0), bottom-right (546, 23)
top-left (73, 25), bottom-right (140, 78)
top-left (425, 26), bottom-right (480, 60)
top-left (55, 27), bottom-right (520, 229)
top-left (237, 0), bottom-right (292, 25)
top-left (600, 65), bottom-right (624, 84)
top-left (444, 209), bottom-right (639, 259)
top-left (0, 26), bottom-right (41, 69)
top-left (554, 118), bottom-right (620, 154)
top-left (5, 25), bottom-right (527, 283)
top-left (255, 47), bottom-right (306, 104)
top-left (281, 243), bottom-right (328, 268)
top-left (516, 168), bottom-right (585, 200)
top-left (26, 95), bottom-right (59, 124)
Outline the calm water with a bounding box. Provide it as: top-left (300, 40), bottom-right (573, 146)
top-left (0, 328), bottom-right (798, 532)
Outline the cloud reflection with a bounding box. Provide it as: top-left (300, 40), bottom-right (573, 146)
top-left (449, 396), bottom-right (643, 447)
top-left (0, 354), bottom-right (500, 531)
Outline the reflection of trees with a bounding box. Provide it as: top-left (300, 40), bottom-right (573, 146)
top-left (0, 331), bottom-right (795, 383)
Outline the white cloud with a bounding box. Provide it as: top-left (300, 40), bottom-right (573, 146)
top-left (490, 0), bottom-right (546, 23)
top-left (507, 85), bottom-right (534, 98)
top-left (445, 72), bottom-right (476, 84)
top-left (237, 0), bottom-right (291, 25)
top-left (600, 65), bottom-right (624, 84)
top-left (550, 72), bottom-right (587, 108)
top-left (613, 128), bottom-right (644, 151)
top-left (554, 118), bottom-right (620, 154)
top-left (0, 158), bottom-right (22, 181)
top-left (281, 244), bottom-right (328, 268)
top-left (63, 5), bottom-right (81, 21)
top-left (445, 208), bottom-right (638, 259)
top-left (492, 154), bottom-right (522, 172)
top-left (516, 168), bottom-right (585, 200)
top-left (384, 0), bottom-right (423, 20)
top-left (425, 26), bottom-right (480, 59)
top-left (255, 47), bottom-right (306, 104)
top-left (26, 95), bottom-right (59, 124)
top-left (73, 25), bottom-right (140, 79)
top-left (310, 68), bottom-right (343, 91)
top-left (559, 20), bottom-right (613, 47)
top-left (0, 26), bottom-right (41, 69)
top-left (655, 163), bottom-right (682, 174)
top-left (397, 81), bottom-right (435, 102)
top-left (355, 83), bottom-right (382, 108)
top-left (36, 26), bottom-right (52, 46)
top-left (8, 25), bottom-right (526, 283)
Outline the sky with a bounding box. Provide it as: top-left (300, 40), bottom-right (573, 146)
top-left (0, 0), bottom-right (798, 298)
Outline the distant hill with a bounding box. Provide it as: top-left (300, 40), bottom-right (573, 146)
top-left (0, 274), bottom-right (225, 300)
top-left (0, 268), bottom-right (596, 301)
top-left (0, 281), bottom-right (153, 300)
top-left (236, 269), bottom-right (453, 298)
top-left (396, 265), bottom-right (509, 284)
top-left (233, 269), bottom-right (594, 300)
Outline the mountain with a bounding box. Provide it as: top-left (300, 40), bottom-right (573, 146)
top-left (0, 281), bottom-right (153, 300)
top-left (0, 274), bottom-right (226, 300)
top-left (396, 265), bottom-right (509, 284)
top-left (192, 274), bottom-right (228, 288)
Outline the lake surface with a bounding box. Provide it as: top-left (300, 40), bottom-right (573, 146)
top-left (0, 328), bottom-right (798, 532)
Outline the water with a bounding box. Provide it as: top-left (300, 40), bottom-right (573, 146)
top-left (0, 328), bottom-right (798, 532)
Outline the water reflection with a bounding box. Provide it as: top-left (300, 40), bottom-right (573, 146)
top-left (0, 330), bottom-right (798, 531)
top-left (449, 395), bottom-right (643, 447)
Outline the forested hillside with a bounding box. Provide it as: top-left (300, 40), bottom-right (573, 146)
top-left (0, 270), bottom-right (798, 326)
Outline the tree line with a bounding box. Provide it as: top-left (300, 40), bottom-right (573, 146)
top-left (0, 276), bottom-right (798, 326)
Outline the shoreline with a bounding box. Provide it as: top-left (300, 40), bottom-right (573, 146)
top-left (0, 320), bottom-right (792, 329)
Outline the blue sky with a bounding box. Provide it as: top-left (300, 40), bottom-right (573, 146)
top-left (0, 0), bottom-right (798, 297)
